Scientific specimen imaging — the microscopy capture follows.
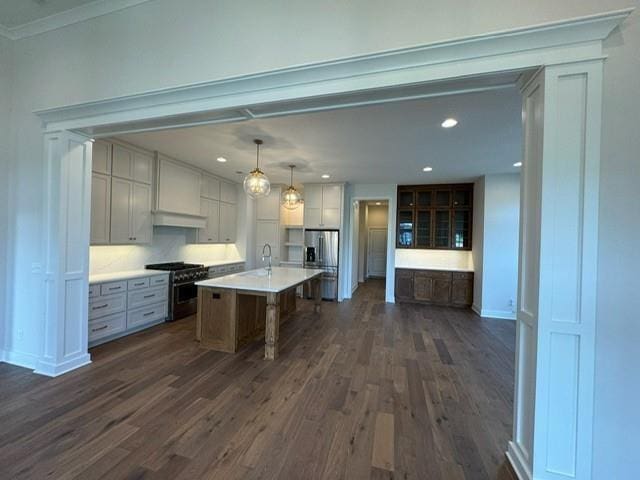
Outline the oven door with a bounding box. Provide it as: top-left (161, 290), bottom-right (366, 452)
top-left (171, 281), bottom-right (198, 321)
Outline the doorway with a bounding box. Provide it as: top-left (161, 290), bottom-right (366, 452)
top-left (358, 200), bottom-right (389, 287)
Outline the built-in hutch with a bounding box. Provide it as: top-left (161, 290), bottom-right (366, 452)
top-left (396, 183), bottom-right (473, 250)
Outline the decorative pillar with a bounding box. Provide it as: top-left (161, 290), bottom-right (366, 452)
top-left (35, 131), bottom-right (93, 376)
top-left (510, 59), bottom-right (603, 480)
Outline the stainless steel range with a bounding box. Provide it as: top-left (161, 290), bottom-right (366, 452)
top-left (145, 262), bottom-right (208, 321)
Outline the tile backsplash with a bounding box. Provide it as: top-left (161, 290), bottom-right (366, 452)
top-left (394, 249), bottom-right (474, 271)
top-left (90, 227), bottom-right (242, 274)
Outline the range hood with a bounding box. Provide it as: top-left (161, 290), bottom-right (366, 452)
top-left (153, 210), bottom-right (207, 229)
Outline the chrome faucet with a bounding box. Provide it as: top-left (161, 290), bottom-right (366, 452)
top-left (262, 243), bottom-right (273, 275)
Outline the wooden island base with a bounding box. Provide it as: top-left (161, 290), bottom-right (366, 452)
top-left (196, 276), bottom-right (322, 358)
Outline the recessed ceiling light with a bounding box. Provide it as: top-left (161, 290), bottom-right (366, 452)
top-left (321, 174), bottom-right (330, 179)
top-left (422, 166), bottom-right (433, 172)
top-left (441, 118), bottom-right (458, 128)
top-left (216, 157), bottom-right (227, 163)
top-left (513, 162), bottom-right (522, 167)
top-left (375, 202), bottom-right (381, 206)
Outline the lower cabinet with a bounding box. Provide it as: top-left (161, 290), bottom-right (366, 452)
top-left (395, 268), bottom-right (473, 307)
top-left (89, 272), bottom-right (169, 346)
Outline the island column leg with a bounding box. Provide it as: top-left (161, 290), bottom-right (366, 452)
top-left (265, 292), bottom-right (280, 360)
top-left (313, 277), bottom-right (322, 313)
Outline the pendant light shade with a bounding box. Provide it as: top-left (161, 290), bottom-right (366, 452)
top-left (243, 139), bottom-right (271, 199)
top-left (282, 165), bottom-right (303, 210)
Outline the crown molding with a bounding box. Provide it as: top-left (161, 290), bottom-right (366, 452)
top-left (0, 0), bottom-right (154, 40)
top-left (34, 8), bottom-right (632, 134)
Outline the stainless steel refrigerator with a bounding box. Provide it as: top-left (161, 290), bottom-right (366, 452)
top-left (304, 229), bottom-right (339, 301)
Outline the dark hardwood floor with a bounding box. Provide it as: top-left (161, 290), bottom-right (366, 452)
top-left (0, 279), bottom-right (517, 479)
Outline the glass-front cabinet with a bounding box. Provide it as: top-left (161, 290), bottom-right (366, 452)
top-left (396, 183), bottom-right (473, 250)
top-left (397, 210), bottom-right (414, 247)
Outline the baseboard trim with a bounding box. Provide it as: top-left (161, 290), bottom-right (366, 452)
top-left (2, 349), bottom-right (39, 370)
top-left (481, 309), bottom-right (516, 320)
top-left (507, 441), bottom-right (533, 480)
top-left (34, 353), bottom-right (92, 377)
top-left (472, 304), bottom-right (516, 320)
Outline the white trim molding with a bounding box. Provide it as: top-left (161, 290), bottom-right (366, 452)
top-left (0, 0), bottom-right (154, 40)
top-left (34, 9), bottom-right (631, 135)
top-left (482, 309), bottom-right (517, 320)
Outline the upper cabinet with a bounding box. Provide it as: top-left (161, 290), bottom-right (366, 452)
top-left (396, 183), bottom-right (473, 250)
top-left (110, 178), bottom-right (152, 244)
top-left (92, 140), bottom-right (112, 175)
top-left (303, 183), bottom-right (343, 229)
top-left (201, 174), bottom-right (220, 200)
top-left (90, 173), bottom-right (111, 245)
top-left (219, 202), bottom-right (237, 243)
top-left (112, 143), bottom-right (153, 184)
top-left (220, 181), bottom-right (237, 204)
top-left (256, 186), bottom-right (281, 221)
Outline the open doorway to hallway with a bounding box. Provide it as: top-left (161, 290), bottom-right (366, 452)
top-left (354, 200), bottom-right (389, 299)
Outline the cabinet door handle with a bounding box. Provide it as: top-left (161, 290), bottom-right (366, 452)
top-left (143, 311), bottom-right (155, 317)
top-left (93, 304), bottom-right (108, 309)
top-left (108, 286), bottom-right (120, 291)
top-left (143, 294), bottom-right (155, 299)
top-left (92, 325), bottom-right (109, 332)
top-left (134, 282), bottom-right (145, 286)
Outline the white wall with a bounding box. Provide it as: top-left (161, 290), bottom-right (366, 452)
top-left (472, 177), bottom-right (485, 311)
top-left (2, 0), bottom-right (638, 475)
top-left (0, 35), bottom-right (13, 359)
top-left (475, 174), bottom-right (520, 319)
top-left (594, 9), bottom-right (640, 478)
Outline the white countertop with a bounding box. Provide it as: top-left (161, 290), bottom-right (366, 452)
top-left (201, 259), bottom-right (246, 268)
top-left (396, 265), bottom-right (474, 273)
top-left (196, 267), bottom-right (324, 293)
top-left (89, 269), bottom-right (169, 284)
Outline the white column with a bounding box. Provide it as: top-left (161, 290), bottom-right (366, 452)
top-left (510, 60), bottom-right (603, 480)
top-left (35, 131), bottom-right (93, 376)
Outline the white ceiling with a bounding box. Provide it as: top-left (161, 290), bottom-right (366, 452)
top-left (118, 87), bottom-right (523, 187)
top-left (0, 0), bottom-right (96, 28)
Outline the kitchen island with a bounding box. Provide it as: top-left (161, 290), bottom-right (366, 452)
top-left (195, 267), bottom-right (324, 359)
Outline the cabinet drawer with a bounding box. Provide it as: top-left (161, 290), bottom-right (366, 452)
top-left (88, 284), bottom-right (100, 298)
top-left (89, 312), bottom-right (126, 341)
top-left (149, 275), bottom-right (169, 286)
top-left (418, 270), bottom-right (452, 279)
top-left (127, 302), bottom-right (167, 329)
top-left (100, 281), bottom-right (127, 296)
top-left (128, 286), bottom-right (168, 310)
top-left (89, 293), bottom-right (126, 320)
top-left (452, 271), bottom-right (473, 280)
top-left (128, 277), bottom-right (150, 290)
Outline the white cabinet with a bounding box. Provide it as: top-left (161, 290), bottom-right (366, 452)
top-left (303, 183), bottom-right (343, 229)
top-left (90, 173), bottom-right (111, 245)
top-left (155, 155), bottom-right (202, 217)
top-left (256, 186), bottom-right (281, 221)
top-left (201, 174), bottom-right (220, 200)
top-left (112, 143), bottom-right (153, 184)
top-left (197, 198), bottom-right (220, 243)
top-left (110, 178), bottom-right (151, 244)
top-left (219, 202), bottom-right (237, 243)
top-left (89, 272), bottom-right (169, 346)
top-left (92, 140), bottom-right (111, 175)
top-left (220, 181), bottom-right (238, 204)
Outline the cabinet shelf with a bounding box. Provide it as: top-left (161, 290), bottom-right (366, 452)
top-left (285, 242), bottom-right (304, 247)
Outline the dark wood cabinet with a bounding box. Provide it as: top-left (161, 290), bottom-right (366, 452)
top-left (451, 273), bottom-right (474, 306)
top-left (397, 183), bottom-right (473, 250)
top-left (395, 268), bottom-right (473, 307)
top-left (394, 269), bottom-right (415, 301)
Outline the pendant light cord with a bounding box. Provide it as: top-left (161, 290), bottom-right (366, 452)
top-left (256, 142), bottom-right (260, 169)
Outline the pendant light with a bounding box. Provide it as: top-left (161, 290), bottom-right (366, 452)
top-left (243, 139), bottom-right (271, 199)
top-left (282, 165), bottom-right (303, 210)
